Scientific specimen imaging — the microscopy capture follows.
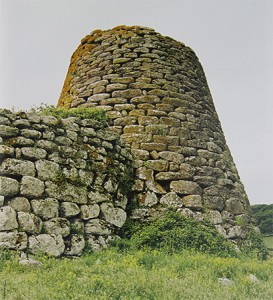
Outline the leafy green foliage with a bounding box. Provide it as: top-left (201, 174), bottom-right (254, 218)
top-left (122, 211), bottom-right (237, 257)
top-left (251, 204), bottom-right (273, 235)
top-left (241, 226), bottom-right (269, 260)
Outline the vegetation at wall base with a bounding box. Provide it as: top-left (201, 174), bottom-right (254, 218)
top-left (0, 247), bottom-right (273, 300)
top-left (119, 211), bottom-right (268, 259)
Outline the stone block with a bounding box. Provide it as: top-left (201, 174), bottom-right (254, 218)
top-left (31, 198), bottom-right (59, 220)
top-left (20, 176), bottom-right (45, 198)
top-left (0, 177), bottom-right (20, 196)
top-left (182, 195), bottom-right (203, 210)
top-left (43, 218), bottom-right (70, 237)
top-left (100, 203), bottom-right (126, 227)
top-left (29, 234), bottom-right (65, 257)
top-left (17, 212), bottom-right (42, 234)
top-left (170, 180), bottom-right (202, 195)
top-left (36, 160), bottom-right (60, 181)
top-left (0, 206), bottom-right (18, 231)
top-left (9, 197), bottom-right (30, 212)
top-left (80, 204), bottom-right (100, 220)
top-left (0, 158), bottom-right (35, 177)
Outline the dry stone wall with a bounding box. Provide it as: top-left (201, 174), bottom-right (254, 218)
top-left (57, 25), bottom-right (253, 240)
top-left (0, 109), bottom-right (133, 256)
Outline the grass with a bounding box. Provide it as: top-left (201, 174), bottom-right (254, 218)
top-left (0, 248), bottom-right (272, 300)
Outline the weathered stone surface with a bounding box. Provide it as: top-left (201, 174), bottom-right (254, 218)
top-left (0, 231), bottom-right (20, 249)
top-left (31, 198), bottom-right (59, 220)
top-left (160, 192), bottom-right (182, 208)
top-left (60, 202), bottom-right (80, 217)
top-left (0, 145), bottom-right (14, 157)
top-left (43, 218), bottom-right (70, 237)
top-left (170, 180), bottom-right (202, 195)
top-left (158, 151), bottom-right (184, 163)
top-left (9, 197), bottom-right (30, 212)
top-left (36, 160), bottom-right (60, 181)
top-left (226, 198), bottom-right (245, 215)
top-left (85, 219), bottom-right (111, 235)
top-left (100, 203), bottom-right (126, 227)
top-left (182, 195), bottom-right (203, 210)
top-left (20, 176), bottom-right (45, 198)
top-left (205, 210), bottom-right (223, 224)
top-left (0, 158), bottom-right (35, 177)
top-left (17, 212), bottom-right (42, 234)
top-left (46, 182), bottom-right (88, 204)
top-left (0, 206), bottom-right (18, 231)
top-left (80, 204), bottom-right (100, 220)
top-left (21, 147), bottom-right (47, 160)
top-left (29, 234), bottom-right (65, 257)
top-left (64, 234), bottom-right (85, 256)
top-left (0, 177), bottom-right (20, 196)
top-left (88, 191), bottom-right (111, 204)
top-left (0, 195), bottom-right (4, 207)
top-left (0, 125), bottom-right (19, 137)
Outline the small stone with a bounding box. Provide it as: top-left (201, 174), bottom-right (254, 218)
top-left (19, 258), bottom-right (43, 268)
top-left (219, 278), bottom-right (232, 286)
top-left (249, 274), bottom-right (259, 283)
top-left (20, 176), bottom-right (44, 198)
top-left (0, 195), bottom-right (4, 207)
top-left (41, 115), bottom-right (59, 126)
top-left (0, 177), bottom-right (20, 196)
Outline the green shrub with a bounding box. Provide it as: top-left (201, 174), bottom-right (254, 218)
top-left (240, 226), bottom-right (269, 260)
top-left (122, 211), bottom-right (237, 257)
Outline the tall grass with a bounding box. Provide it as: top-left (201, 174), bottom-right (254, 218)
top-left (0, 248), bottom-right (272, 300)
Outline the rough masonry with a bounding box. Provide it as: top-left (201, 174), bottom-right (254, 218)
top-left (58, 25), bottom-right (253, 238)
top-left (0, 26), bottom-right (253, 256)
top-left (0, 109), bottom-right (133, 256)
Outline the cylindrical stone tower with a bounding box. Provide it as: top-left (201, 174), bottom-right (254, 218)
top-left (58, 25), bottom-right (252, 240)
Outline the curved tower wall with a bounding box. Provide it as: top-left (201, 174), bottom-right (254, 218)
top-left (58, 26), bottom-right (252, 240)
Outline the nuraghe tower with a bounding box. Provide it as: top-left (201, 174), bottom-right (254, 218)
top-left (58, 25), bottom-right (252, 240)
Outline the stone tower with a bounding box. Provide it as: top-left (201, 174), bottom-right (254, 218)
top-left (58, 25), bottom-right (252, 240)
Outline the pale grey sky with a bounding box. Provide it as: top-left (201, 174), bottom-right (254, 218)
top-left (0, 0), bottom-right (272, 205)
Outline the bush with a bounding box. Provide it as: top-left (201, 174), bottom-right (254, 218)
top-left (121, 211), bottom-right (237, 257)
top-left (251, 204), bottom-right (273, 235)
top-left (240, 226), bottom-right (269, 260)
